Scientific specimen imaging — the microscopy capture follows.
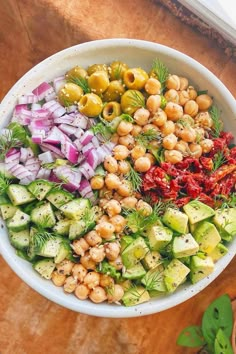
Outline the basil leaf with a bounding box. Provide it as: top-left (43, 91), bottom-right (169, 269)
top-left (214, 328), bottom-right (233, 354)
top-left (177, 325), bottom-right (206, 348)
top-left (202, 294), bottom-right (233, 350)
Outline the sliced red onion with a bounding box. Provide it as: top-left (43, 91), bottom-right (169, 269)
top-left (43, 100), bottom-right (66, 119)
top-left (73, 138), bottom-right (83, 151)
top-left (32, 82), bottom-right (54, 101)
top-left (18, 109), bottom-right (32, 125)
top-left (104, 141), bottom-right (116, 151)
top-left (31, 103), bottom-right (42, 111)
top-left (54, 114), bottom-right (74, 124)
top-left (74, 128), bottom-right (84, 139)
top-left (53, 76), bottom-right (66, 93)
top-left (58, 124), bottom-right (77, 136)
top-left (13, 104), bottom-right (29, 116)
top-left (40, 143), bottom-right (64, 157)
top-left (84, 190), bottom-right (95, 201)
top-left (66, 105), bottom-right (77, 113)
top-left (43, 126), bottom-right (65, 145)
top-left (92, 136), bottom-right (100, 148)
top-left (11, 164), bottom-right (32, 180)
top-left (31, 109), bottom-right (51, 119)
top-left (54, 166), bottom-right (81, 191)
top-left (82, 143), bottom-right (94, 157)
top-left (61, 141), bottom-right (78, 164)
top-left (96, 146), bottom-right (108, 164)
top-left (26, 148), bottom-right (34, 159)
top-left (20, 176), bottom-right (34, 185)
top-left (18, 93), bottom-right (38, 104)
top-left (77, 153), bottom-right (85, 164)
top-left (79, 162), bottom-right (95, 180)
top-left (78, 179), bottom-right (92, 196)
top-left (38, 151), bottom-right (54, 164)
top-left (72, 113), bottom-right (88, 129)
top-left (5, 149), bottom-right (20, 164)
top-left (86, 149), bottom-right (99, 170)
top-left (52, 106), bottom-right (67, 119)
top-left (19, 147), bottom-right (29, 164)
top-left (36, 167), bottom-right (51, 180)
top-left (45, 91), bottom-right (57, 102)
top-left (80, 130), bottom-right (94, 146)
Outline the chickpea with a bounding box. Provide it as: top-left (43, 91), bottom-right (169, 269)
top-left (189, 143), bottom-right (203, 158)
top-left (196, 94), bottom-right (213, 111)
top-left (160, 120), bottom-right (175, 136)
top-left (184, 100), bottom-right (199, 117)
top-left (105, 173), bottom-right (121, 190)
top-left (118, 134), bottom-right (135, 149)
top-left (175, 124), bottom-right (184, 138)
top-left (84, 230), bottom-right (102, 247)
top-left (51, 271), bottom-right (66, 287)
top-left (113, 145), bottom-right (129, 160)
top-left (131, 145), bottom-right (146, 160)
top-left (63, 276), bottom-right (77, 293)
top-left (181, 114), bottom-right (195, 126)
top-left (146, 95), bottom-right (161, 114)
top-left (178, 90), bottom-right (189, 106)
top-left (162, 133), bottom-right (178, 150)
top-left (104, 242), bottom-right (120, 261)
top-left (102, 101), bottom-right (121, 121)
top-left (109, 215), bottom-right (126, 233)
top-left (131, 124), bottom-right (142, 137)
top-left (195, 112), bottom-right (213, 128)
top-left (72, 238), bottom-right (90, 256)
top-left (112, 192), bottom-right (124, 202)
top-left (134, 108), bottom-right (150, 126)
top-left (104, 156), bottom-right (118, 173)
top-left (145, 78), bottom-right (162, 95)
top-left (195, 127), bottom-right (205, 141)
top-left (71, 264), bottom-right (88, 283)
top-left (134, 156), bottom-right (151, 172)
top-left (110, 133), bottom-right (119, 144)
top-left (99, 199), bottom-right (110, 209)
top-left (166, 75), bottom-right (180, 90)
top-left (117, 180), bottom-right (133, 197)
top-left (200, 139), bottom-right (214, 154)
top-left (107, 284), bottom-right (124, 303)
top-left (117, 120), bottom-right (133, 136)
top-left (97, 214), bottom-right (110, 223)
top-left (180, 127), bottom-right (197, 143)
top-left (80, 252), bottom-right (97, 270)
top-left (175, 140), bottom-right (188, 153)
top-left (144, 153), bottom-right (156, 166)
top-left (136, 200), bottom-right (153, 216)
top-left (164, 150), bottom-right (183, 164)
top-left (164, 102), bottom-right (183, 121)
top-left (118, 160), bottom-right (131, 174)
top-left (179, 77), bottom-right (189, 91)
top-left (100, 274), bottom-right (114, 288)
top-left (89, 286), bottom-right (107, 303)
top-left (90, 175), bottom-right (104, 190)
top-left (96, 222), bottom-right (115, 239)
top-left (120, 197), bottom-right (138, 209)
top-left (104, 199), bottom-right (121, 217)
top-left (142, 124), bottom-right (159, 133)
top-left (78, 93), bottom-right (103, 117)
top-left (109, 256), bottom-right (123, 270)
top-left (84, 271), bottom-right (101, 290)
top-left (56, 260), bottom-right (74, 276)
top-left (149, 140), bottom-right (160, 149)
top-left (164, 89), bottom-right (179, 104)
top-left (152, 108), bottom-right (167, 127)
top-left (75, 284), bottom-right (90, 300)
top-left (89, 246), bottom-right (106, 263)
top-left (187, 86), bottom-right (198, 100)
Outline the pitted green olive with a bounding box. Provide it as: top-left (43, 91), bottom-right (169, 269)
top-left (103, 80), bottom-right (125, 102)
top-left (109, 61), bottom-right (129, 80)
top-left (88, 71), bottom-right (110, 95)
top-left (78, 93), bottom-right (103, 117)
top-left (123, 68), bottom-right (149, 90)
top-left (102, 102), bottom-right (121, 121)
top-left (121, 90), bottom-right (145, 114)
top-left (66, 66), bottom-right (88, 80)
top-left (87, 64), bottom-right (108, 76)
top-left (58, 83), bottom-right (83, 106)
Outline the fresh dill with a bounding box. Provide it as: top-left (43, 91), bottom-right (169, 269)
top-left (127, 90), bottom-right (145, 108)
top-left (197, 90), bottom-right (208, 96)
top-left (113, 63), bottom-right (122, 80)
top-left (212, 151), bottom-right (227, 172)
top-left (0, 172), bottom-right (11, 194)
top-left (124, 284), bottom-right (147, 305)
top-left (66, 75), bottom-right (90, 94)
top-left (135, 128), bottom-right (162, 148)
top-left (32, 230), bottom-right (57, 253)
top-left (120, 113), bottom-right (134, 123)
top-left (0, 123), bottom-right (27, 161)
top-left (125, 164), bottom-right (142, 192)
top-left (160, 95), bottom-right (167, 109)
top-left (149, 146), bottom-right (165, 164)
top-left (91, 122), bottom-right (112, 142)
top-left (209, 105), bottom-right (223, 138)
top-left (219, 193), bottom-right (236, 209)
top-left (142, 268), bottom-right (165, 292)
top-left (152, 59), bottom-right (169, 91)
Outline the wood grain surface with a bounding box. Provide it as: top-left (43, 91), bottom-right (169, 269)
top-left (0, 1), bottom-right (235, 353)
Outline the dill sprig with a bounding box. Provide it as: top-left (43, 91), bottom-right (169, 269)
top-left (152, 59), bottom-right (169, 91)
top-left (219, 193), bottom-right (236, 209)
top-left (212, 151), bottom-right (227, 172)
top-left (91, 123), bottom-right (112, 142)
top-left (0, 172), bottom-right (11, 194)
top-left (135, 128), bottom-right (162, 148)
top-left (32, 230), bottom-right (57, 253)
top-left (123, 285), bottom-right (147, 306)
top-left (0, 123), bottom-right (27, 161)
top-left (67, 76), bottom-right (90, 94)
top-left (127, 90), bottom-right (145, 108)
top-left (125, 164), bottom-right (142, 192)
top-left (113, 63), bottom-right (122, 80)
top-left (209, 105), bottom-right (223, 138)
top-left (142, 268), bottom-right (165, 292)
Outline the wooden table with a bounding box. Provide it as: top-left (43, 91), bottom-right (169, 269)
top-left (0, 1), bottom-right (235, 353)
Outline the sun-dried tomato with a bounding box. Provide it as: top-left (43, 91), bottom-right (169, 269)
top-left (198, 193), bottom-right (215, 208)
top-left (209, 138), bottom-right (227, 156)
top-left (175, 157), bottom-right (202, 172)
top-left (185, 176), bottom-right (202, 198)
top-left (219, 171), bottom-right (236, 196)
top-left (211, 164), bottom-right (236, 183)
top-left (220, 131), bottom-right (234, 145)
top-left (175, 197), bottom-right (191, 208)
top-left (230, 146), bottom-right (236, 159)
top-left (200, 157), bottom-right (213, 171)
top-left (160, 162), bottom-right (179, 177)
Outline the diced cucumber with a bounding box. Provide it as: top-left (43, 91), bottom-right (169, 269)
top-left (122, 286), bottom-right (150, 306)
top-left (53, 219), bottom-right (71, 236)
top-left (33, 258), bottom-right (56, 279)
top-left (9, 229), bottom-right (30, 250)
top-left (0, 204), bottom-right (18, 220)
top-left (123, 263), bottom-right (146, 280)
top-left (31, 203), bottom-right (56, 228)
top-left (54, 242), bottom-right (71, 263)
top-left (27, 227), bottom-right (38, 261)
top-left (22, 200), bottom-right (41, 214)
top-left (141, 266), bottom-right (166, 293)
top-left (69, 219), bottom-right (95, 240)
top-left (7, 210), bottom-right (30, 232)
top-left (36, 236), bottom-right (62, 258)
top-left (60, 198), bottom-right (91, 220)
top-left (46, 189), bottom-right (74, 209)
top-left (7, 184), bottom-right (35, 206)
top-left (28, 179), bottom-right (53, 201)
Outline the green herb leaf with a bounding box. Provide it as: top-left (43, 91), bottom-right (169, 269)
top-left (0, 172), bottom-right (11, 195)
top-left (152, 59), bottom-right (169, 91)
top-left (127, 90), bottom-right (145, 108)
top-left (0, 123), bottom-right (28, 161)
top-left (149, 146), bottom-right (165, 164)
top-left (67, 75), bottom-right (90, 93)
top-left (209, 105), bottom-right (223, 138)
top-left (91, 123), bottom-right (112, 141)
top-left (135, 129), bottom-right (162, 149)
top-left (32, 230), bottom-right (58, 253)
top-left (120, 113), bottom-right (134, 123)
top-left (98, 261), bottom-right (121, 281)
top-left (214, 328), bottom-right (234, 354)
top-left (160, 95), bottom-right (167, 109)
top-left (220, 193), bottom-right (236, 209)
top-left (212, 151), bottom-right (227, 172)
top-left (177, 325), bottom-right (206, 348)
top-left (202, 294), bottom-right (233, 351)
top-left (197, 90), bottom-right (208, 96)
top-left (125, 164), bottom-right (142, 192)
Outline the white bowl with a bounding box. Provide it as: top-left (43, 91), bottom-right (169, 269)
top-left (0, 39), bottom-right (236, 318)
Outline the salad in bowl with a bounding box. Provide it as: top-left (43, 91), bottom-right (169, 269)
top-left (0, 39), bottom-right (235, 317)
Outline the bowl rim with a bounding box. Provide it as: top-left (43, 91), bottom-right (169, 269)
top-left (0, 38), bottom-right (236, 318)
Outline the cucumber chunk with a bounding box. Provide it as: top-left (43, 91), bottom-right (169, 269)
top-left (28, 179), bottom-right (53, 201)
top-left (9, 229), bottom-right (30, 250)
top-left (36, 236), bottom-right (62, 258)
top-left (53, 219), bottom-right (71, 236)
top-left (54, 242), bottom-right (71, 263)
top-left (69, 219), bottom-right (95, 240)
top-left (0, 204), bottom-right (18, 220)
top-left (60, 198), bottom-right (91, 220)
top-left (46, 189), bottom-right (74, 209)
top-left (122, 286), bottom-right (150, 307)
top-left (33, 258), bottom-right (56, 279)
top-left (7, 184), bottom-right (35, 206)
top-left (31, 203), bottom-right (56, 228)
top-left (7, 210), bottom-right (30, 232)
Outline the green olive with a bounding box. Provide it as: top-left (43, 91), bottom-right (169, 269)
top-left (123, 68), bottom-right (149, 90)
top-left (58, 83), bottom-right (83, 106)
top-left (87, 63), bottom-right (108, 76)
top-left (102, 102), bottom-right (121, 121)
top-left (109, 61), bottom-right (129, 80)
top-left (88, 71), bottom-right (110, 95)
top-left (66, 66), bottom-right (88, 80)
top-left (121, 90), bottom-right (145, 115)
top-left (78, 93), bottom-right (103, 117)
top-left (102, 80), bottom-right (125, 102)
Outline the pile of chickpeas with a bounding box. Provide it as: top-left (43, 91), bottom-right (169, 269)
top-left (53, 60), bottom-right (217, 304)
